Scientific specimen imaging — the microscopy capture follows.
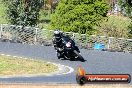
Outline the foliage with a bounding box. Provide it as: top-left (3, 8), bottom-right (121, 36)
top-left (0, 1), bottom-right (8, 24)
top-left (39, 10), bottom-right (51, 29)
top-left (118, 0), bottom-right (132, 17)
top-left (43, 0), bottom-right (59, 12)
top-left (6, 0), bottom-right (43, 27)
top-left (50, 0), bottom-right (109, 34)
top-left (118, 0), bottom-right (132, 38)
top-left (96, 15), bottom-right (131, 38)
top-left (127, 22), bottom-right (132, 38)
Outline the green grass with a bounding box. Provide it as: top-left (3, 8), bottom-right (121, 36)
top-left (0, 55), bottom-right (58, 76)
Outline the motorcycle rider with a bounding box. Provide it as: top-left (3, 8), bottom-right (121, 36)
top-left (53, 30), bottom-right (81, 59)
top-left (52, 30), bottom-right (64, 59)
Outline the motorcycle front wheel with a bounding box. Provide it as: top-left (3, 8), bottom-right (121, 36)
top-left (57, 52), bottom-right (61, 59)
top-left (73, 50), bottom-right (85, 62)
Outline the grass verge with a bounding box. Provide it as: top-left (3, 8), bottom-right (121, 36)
top-left (0, 55), bottom-right (58, 76)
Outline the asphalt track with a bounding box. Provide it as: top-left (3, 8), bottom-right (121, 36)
top-left (0, 42), bottom-right (132, 84)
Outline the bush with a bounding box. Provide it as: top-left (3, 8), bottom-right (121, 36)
top-left (50, 0), bottom-right (108, 34)
top-left (96, 15), bottom-right (131, 38)
top-left (128, 22), bottom-right (132, 38)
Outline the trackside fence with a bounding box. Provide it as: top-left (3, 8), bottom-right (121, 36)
top-left (0, 24), bottom-right (131, 53)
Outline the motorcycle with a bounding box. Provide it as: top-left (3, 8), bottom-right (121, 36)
top-left (56, 36), bottom-right (85, 61)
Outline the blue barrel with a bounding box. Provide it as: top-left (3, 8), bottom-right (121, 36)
top-left (94, 43), bottom-right (105, 50)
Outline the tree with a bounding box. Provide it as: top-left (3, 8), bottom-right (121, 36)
top-left (6, 0), bottom-right (43, 27)
top-left (128, 22), bottom-right (132, 38)
top-left (43, 0), bottom-right (59, 13)
top-left (118, 0), bottom-right (132, 17)
top-left (107, 0), bottom-right (117, 12)
top-left (118, 0), bottom-right (132, 38)
top-left (50, 0), bottom-right (109, 34)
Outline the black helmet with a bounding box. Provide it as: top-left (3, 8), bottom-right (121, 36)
top-left (54, 30), bottom-right (62, 39)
